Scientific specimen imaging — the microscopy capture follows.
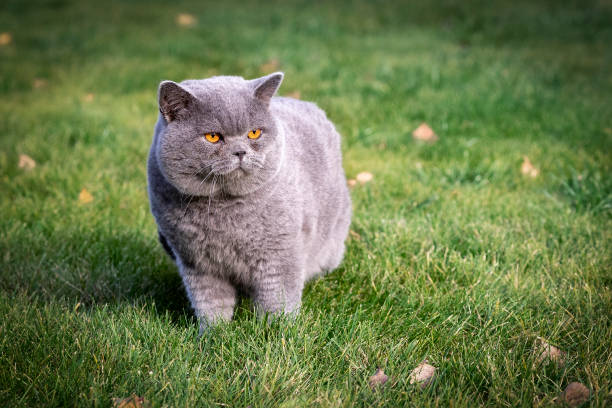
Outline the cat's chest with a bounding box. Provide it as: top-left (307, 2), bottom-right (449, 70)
top-left (172, 194), bottom-right (297, 257)
top-left (179, 197), bottom-right (259, 238)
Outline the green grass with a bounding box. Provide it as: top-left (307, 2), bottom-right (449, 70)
top-left (1, 0), bottom-right (611, 406)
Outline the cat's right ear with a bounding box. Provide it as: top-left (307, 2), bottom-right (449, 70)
top-left (251, 72), bottom-right (284, 107)
top-left (158, 81), bottom-right (195, 122)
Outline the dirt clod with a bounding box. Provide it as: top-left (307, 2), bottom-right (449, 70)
top-left (559, 382), bottom-right (590, 407)
top-left (368, 368), bottom-right (389, 389)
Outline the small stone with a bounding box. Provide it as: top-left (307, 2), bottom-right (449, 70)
top-left (560, 382), bottom-right (590, 407)
top-left (368, 368), bottom-right (389, 389)
top-left (412, 123), bottom-right (438, 142)
top-left (355, 172), bottom-right (373, 185)
top-left (409, 360), bottom-right (436, 389)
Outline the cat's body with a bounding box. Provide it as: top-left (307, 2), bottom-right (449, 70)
top-left (147, 73), bottom-right (351, 330)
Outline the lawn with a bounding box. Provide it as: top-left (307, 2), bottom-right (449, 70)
top-left (1, 0), bottom-right (611, 406)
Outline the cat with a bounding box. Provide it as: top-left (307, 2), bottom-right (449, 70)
top-left (147, 72), bottom-right (351, 331)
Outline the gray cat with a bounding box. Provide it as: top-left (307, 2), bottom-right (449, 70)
top-left (147, 72), bottom-right (351, 331)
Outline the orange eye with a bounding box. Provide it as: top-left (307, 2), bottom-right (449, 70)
top-left (248, 129), bottom-right (262, 140)
top-left (204, 132), bottom-right (220, 143)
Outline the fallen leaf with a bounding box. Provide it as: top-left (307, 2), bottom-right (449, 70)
top-left (559, 382), bottom-right (590, 407)
top-left (356, 172), bottom-right (373, 185)
top-left (412, 123), bottom-right (438, 142)
top-left (521, 156), bottom-right (539, 178)
top-left (83, 93), bottom-right (95, 102)
top-left (349, 229), bottom-right (361, 240)
top-left (409, 360), bottom-right (436, 389)
top-left (347, 179), bottom-right (357, 187)
top-left (259, 58), bottom-right (280, 73)
top-left (534, 336), bottom-right (565, 367)
top-left (0, 32), bottom-right (12, 46)
top-left (33, 78), bottom-right (48, 89)
top-left (176, 13), bottom-right (197, 27)
top-left (286, 90), bottom-right (301, 99)
top-left (112, 394), bottom-right (151, 408)
top-left (368, 368), bottom-right (389, 389)
top-left (18, 154), bottom-right (36, 170)
top-left (78, 188), bottom-right (94, 204)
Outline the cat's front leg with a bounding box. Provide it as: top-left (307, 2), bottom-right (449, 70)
top-left (251, 260), bottom-right (304, 319)
top-left (179, 265), bottom-right (237, 332)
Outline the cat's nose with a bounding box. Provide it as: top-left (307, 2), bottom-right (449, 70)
top-left (233, 150), bottom-right (247, 159)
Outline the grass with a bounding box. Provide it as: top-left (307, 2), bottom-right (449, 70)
top-left (1, 0), bottom-right (611, 406)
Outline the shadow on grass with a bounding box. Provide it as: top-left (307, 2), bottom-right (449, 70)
top-left (0, 224), bottom-right (194, 324)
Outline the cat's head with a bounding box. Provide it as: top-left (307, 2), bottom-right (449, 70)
top-left (155, 72), bottom-right (284, 196)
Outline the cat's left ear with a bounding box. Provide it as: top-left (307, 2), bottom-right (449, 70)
top-left (252, 72), bottom-right (284, 106)
top-left (158, 80), bottom-right (196, 123)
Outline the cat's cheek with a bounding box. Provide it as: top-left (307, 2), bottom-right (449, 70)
top-left (248, 141), bottom-right (261, 152)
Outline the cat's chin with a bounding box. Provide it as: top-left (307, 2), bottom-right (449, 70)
top-left (214, 166), bottom-right (247, 177)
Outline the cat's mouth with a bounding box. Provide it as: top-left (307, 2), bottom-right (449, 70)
top-left (211, 163), bottom-right (246, 176)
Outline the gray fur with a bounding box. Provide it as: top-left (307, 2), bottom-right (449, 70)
top-left (147, 72), bottom-right (351, 331)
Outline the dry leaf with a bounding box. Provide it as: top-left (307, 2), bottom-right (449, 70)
top-left (83, 93), bottom-right (95, 102)
top-left (521, 156), bottom-right (539, 178)
top-left (368, 368), bottom-right (389, 389)
top-left (18, 154), bottom-right (36, 170)
top-left (0, 32), bottom-right (12, 46)
top-left (349, 229), bottom-right (362, 241)
top-left (356, 172), bottom-right (373, 185)
top-left (33, 78), bottom-right (48, 89)
top-left (412, 123), bottom-right (438, 142)
top-left (286, 91), bottom-right (301, 99)
top-left (78, 188), bottom-right (94, 204)
top-left (409, 360), bottom-right (436, 389)
top-left (559, 382), bottom-right (590, 407)
top-left (176, 13), bottom-right (197, 27)
top-left (347, 179), bottom-right (357, 188)
top-left (112, 394), bottom-right (151, 408)
top-left (259, 59), bottom-right (280, 73)
top-left (534, 336), bottom-right (565, 366)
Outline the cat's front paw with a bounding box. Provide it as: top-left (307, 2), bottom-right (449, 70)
top-left (254, 299), bottom-right (301, 323)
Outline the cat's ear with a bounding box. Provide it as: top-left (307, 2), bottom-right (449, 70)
top-left (252, 72), bottom-right (284, 106)
top-left (158, 81), bottom-right (196, 122)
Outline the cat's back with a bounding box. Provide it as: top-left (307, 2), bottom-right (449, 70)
top-left (270, 96), bottom-right (350, 278)
top-left (270, 97), bottom-right (343, 171)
